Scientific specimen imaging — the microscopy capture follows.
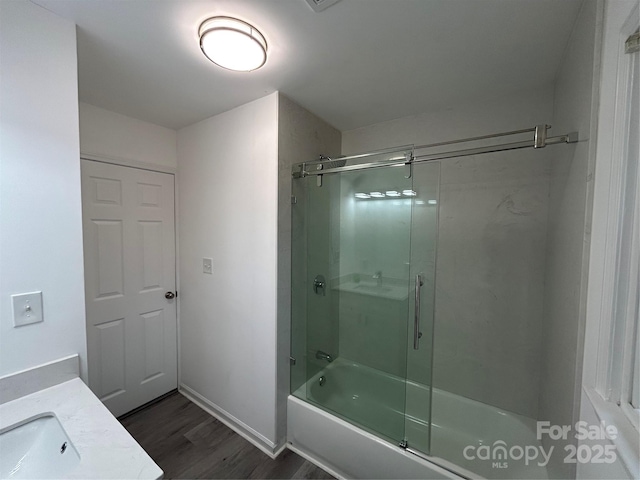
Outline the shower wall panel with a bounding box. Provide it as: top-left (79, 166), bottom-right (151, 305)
top-left (342, 87), bottom-right (555, 417)
top-left (434, 150), bottom-right (550, 417)
top-left (540, 0), bottom-right (602, 477)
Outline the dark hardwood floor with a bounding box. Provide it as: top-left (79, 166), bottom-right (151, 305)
top-left (120, 391), bottom-right (334, 480)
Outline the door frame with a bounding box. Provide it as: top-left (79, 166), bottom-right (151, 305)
top-left (80, 153), bottom-right (181, 390)
top-left (581, 0), bottom-right (640, 476)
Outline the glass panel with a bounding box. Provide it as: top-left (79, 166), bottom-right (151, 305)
top-left (421, 147), bottom-right (555, 479)
top-left (404, 162), bottom-right (440, 455)
top-left (291, 157), bottom-right (414, 445)
top-left (290, 175), bottom-right (308, 395)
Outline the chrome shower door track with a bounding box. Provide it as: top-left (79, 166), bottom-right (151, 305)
top-left (292, 124), bottom-right (578, 178)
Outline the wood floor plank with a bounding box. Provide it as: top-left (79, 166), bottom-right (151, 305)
top-left (177, 431), bottom-right (253, 478)
top-left (199, 440), bottom-right (267, 479)
top-left (184, 417), bottom-right (238, 450)
top-left (122, 393), bottom-right (211, 442)
top-left (248, 449), bottom-right (307, 479)
top-left (292, 461), bottom-right (336, 480)
top-left (149, 434), bottom-right (208, 479)
top-left (120, 391), bottom-right (335, 480)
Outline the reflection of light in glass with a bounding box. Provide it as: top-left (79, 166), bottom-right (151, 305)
top-left (428, 199), bottom-right (438, 205)
top-left (355, 190), bottom-right (425, 201)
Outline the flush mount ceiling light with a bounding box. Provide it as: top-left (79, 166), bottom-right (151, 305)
top-left (198, 16), bottom-right (267, 72)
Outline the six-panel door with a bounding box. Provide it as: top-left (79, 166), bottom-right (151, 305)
top-left (81, 160), bottom-right (177, 417)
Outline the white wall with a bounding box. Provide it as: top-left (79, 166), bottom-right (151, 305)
top-left (177, 93), bottom-right (279, 450)
top-left (0, 1), bottom-right (87, 379)
top-left (79, 102), bottom-right (177, 169)
top-left (537, 0), bottom-right (603, 477)
top-left (342, 87), bottom-right (555, 417)
top-left (342, 87), bottom-right (554, 154)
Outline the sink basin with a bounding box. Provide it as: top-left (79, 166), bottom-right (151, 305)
top-left (0, 414), bottom-right (80, 479)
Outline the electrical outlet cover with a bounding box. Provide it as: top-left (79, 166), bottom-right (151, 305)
top-left (11, 291), bottom-right (43, 327)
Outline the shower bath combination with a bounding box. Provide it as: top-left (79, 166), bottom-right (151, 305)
top-left (288, 125), bottom-right (578, 479)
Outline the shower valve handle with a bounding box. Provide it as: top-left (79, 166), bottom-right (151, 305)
top-left (313, 275), bottom-right (326, 296)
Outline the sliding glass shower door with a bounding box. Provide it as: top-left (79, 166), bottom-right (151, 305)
top-left (403, 161), bottom-right (440, 455)
top-left (290, 149), bottom-right (440, 450)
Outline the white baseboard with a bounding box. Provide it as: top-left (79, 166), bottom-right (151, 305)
top-left (273, 442), bottom-right (287, 457)
top-left (179, 383), bottom-right (285, 459)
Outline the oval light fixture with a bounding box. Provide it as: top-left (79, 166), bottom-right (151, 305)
top-left (198, 16), bottom-right (267, 72)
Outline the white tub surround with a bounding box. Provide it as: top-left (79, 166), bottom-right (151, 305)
top-left (290, 358), bottom-right (550, 480)
top-left (0, 356), bottom-right (162, 479)
top-left (288, 395), bottom-right (461, 480)
top-left (428, 389), bottom-right (549, 480)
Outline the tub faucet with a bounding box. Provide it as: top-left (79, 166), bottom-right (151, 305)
top-left (315, 350), bottom-right (333, 363)
top-left (373, 270), bottom-right (383, 287)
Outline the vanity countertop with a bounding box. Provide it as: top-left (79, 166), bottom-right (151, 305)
top-left (0, 377), bottom-right (163, 479)
top-left (333, 280), bottom-right (410, 301)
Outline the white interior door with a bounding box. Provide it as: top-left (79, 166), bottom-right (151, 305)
top-left (81, 160), bottom-right (177, 417)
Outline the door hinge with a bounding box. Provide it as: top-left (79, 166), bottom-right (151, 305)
top-left (399, 439), bottom-right (408, 449)
top-left (291, 196), bottom-right (297, 205)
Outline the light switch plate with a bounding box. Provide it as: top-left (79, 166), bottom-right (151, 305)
top-left (11, 291), bottom-right (43, 327)
top-left (203, 258), bottom-right (213, 275)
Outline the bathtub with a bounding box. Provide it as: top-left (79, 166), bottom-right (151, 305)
top-left (288, 358), bottom-right (549, 479)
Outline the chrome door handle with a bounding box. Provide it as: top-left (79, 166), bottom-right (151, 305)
top-left (165, 291), bottom-right (176, 299)
top-left (414, 274), bottom-right (423, 350)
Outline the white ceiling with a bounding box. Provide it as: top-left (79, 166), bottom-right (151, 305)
top-left (33, 0), bottom-right (583, 131)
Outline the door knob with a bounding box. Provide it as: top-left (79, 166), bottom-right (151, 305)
top-left (165, 291), bottom-right (176, 299)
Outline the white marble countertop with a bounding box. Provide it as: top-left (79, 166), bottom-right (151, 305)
top-left (0, 378), bottom-right (162, 479)
top-left (333, 280), bottom-right (410, 301)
